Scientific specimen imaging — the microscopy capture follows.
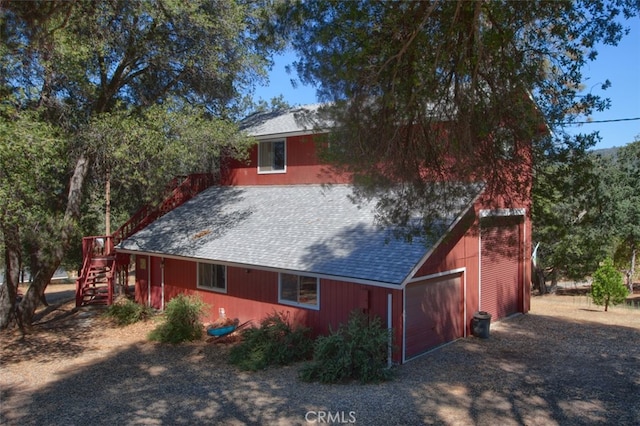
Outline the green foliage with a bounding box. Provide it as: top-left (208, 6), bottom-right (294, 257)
top-left (1, 1), bottom-right (278, 119)
top-left (84, 103), bottom-right (254, 219)
top-left (590, 258), bottom-right (629, 311)
top-left (299, 311), bottom-right (392, 384)
top-left (607, 139), bottom-right (640, 287)
top-left (274, 1), bottom-right (639, 239)
top-left (0, 0), bottom-right (282, 326)
top-left (148, 294), bottom-right (207, 344)
top-left (531, 135), bottom-right (636, 287)
top-left (105, 297), bottom-right (152, 326)
top-left (228, 311), bottom-right (313, 371)
top-left (0, 110), bottom-right (68, 227)
top-left (0, 109), bottom-right (75, 276)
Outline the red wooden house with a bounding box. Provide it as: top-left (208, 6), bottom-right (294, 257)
top-left (113, 104), bottom-right (531, 363)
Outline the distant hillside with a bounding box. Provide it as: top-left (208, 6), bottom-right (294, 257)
top-left (591, 146), bottom-right (620, 158)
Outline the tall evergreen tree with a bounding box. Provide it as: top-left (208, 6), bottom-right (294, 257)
top-left (531, 135), bottom-right (614, 291)
top-left (610, 139), bottom-right (640, 292)
top-left (274, 0), bottom-right (639, 238)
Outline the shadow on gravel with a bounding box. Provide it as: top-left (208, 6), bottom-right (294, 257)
top-left (404, 313), bottom-right (640, 425)
top-left (0, 306), bottom-right (107, 365)
top-left (2, 313), bottom-right (639, 425)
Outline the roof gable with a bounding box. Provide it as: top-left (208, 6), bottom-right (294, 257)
top-left (240, 104), bottom-right (332, 138)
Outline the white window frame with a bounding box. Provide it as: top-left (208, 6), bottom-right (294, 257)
top-left (197, 262), bottom-right (227, 293)
top-left (278, 273), bottom-right (320, 310)
top-left (257, 139), bottom-right (287, 174)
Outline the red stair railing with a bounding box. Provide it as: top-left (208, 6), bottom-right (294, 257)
top-left (76, 173), bottom-right (216, 306)
top-left (75, 236), bottom-right (115, 306)
top-left (111, 173), bottom-right (216, 246)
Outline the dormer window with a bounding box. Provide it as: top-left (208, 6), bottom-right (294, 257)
top-left (258, 140), bottom-right (286, 173)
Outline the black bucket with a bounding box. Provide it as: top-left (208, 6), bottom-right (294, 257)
top-left (472, 311), bottom-right (492, 338)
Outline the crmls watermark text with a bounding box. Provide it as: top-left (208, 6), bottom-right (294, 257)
top-left (305, 411), bottom-right (357, 424)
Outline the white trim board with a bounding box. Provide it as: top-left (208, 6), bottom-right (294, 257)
top-left (479, 208), bottom-right (526, 218)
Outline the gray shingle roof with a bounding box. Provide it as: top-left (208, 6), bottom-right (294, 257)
top-left (240, 104), bottom-right (332, 138)
top-left (118, 185), bottom-right (475, 285)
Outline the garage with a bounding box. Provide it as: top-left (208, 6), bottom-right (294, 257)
top-left (480, 216), bottom-right (523, 320)
top-left (404, 273), bottom-right (464, 360)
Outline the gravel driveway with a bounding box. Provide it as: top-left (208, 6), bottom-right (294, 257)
top-left (1, 290), bottom-right (639, 426)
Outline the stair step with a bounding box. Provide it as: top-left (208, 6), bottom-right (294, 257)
top-left (82, 295), bottom-right (109, 305)
top-left (82, 287), bottom-right (108, 293)
top-left (88, 268), bottom-right (111, 273)
top-left (83, 284), bottom-right (109, 291)
top-left (88, 272), bottom-right (111, 279)
top-left (90, 258), bottom-right (115, 268)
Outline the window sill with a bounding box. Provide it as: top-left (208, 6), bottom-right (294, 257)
top-left (196, 285), bottom-right (227, 294)
top-left (278, 299), bottom-right (320, 311)
top-left (257, 169), bottom-right (287, 175)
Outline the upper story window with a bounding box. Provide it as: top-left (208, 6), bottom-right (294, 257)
top-left (197, 262), bottom-right (227, 293)
top-left (258, 140), bottom-right (286, 173)
top-left (494, 127), bottom-right (516, 160)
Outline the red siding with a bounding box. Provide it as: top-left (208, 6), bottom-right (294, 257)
top-left (221, 134), bottom-right (351, 185)
top-left (418, 210), bottom-right (478, 275)
top-left (480, 217), bottom-right (523, 320)
top-left (134, 255), bottom-right (149, 306)
top-left (412, 194), bottom-right (532, 340)
top-left (137, 257), bottom-right (404, 362)
top-left (149, 257), bottom-right (163, 309)
top-left (160, 260), bottom-right (289, 325)
top-left (415, 210), bottom-right (480, 337)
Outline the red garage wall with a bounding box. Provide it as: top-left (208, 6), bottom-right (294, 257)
top-left (415, 209), bottom-right (480, 337)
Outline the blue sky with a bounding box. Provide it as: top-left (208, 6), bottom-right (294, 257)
top-left (255, 17), bottom-right (639, 150)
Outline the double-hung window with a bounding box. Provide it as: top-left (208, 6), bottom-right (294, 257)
top-left (258, 140), bottom-right (286, 173)
top-left (279, 273), bottom-right (319, 309)
top-left (197, 262), bottom-right (226, 293)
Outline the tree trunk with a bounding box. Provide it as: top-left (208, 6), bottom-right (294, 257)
top-left (628, 245), bottom-right (636, 294)
top-left (14, 152), bottom-right (92, 327)
top-left (533, 266), bottom-right (547, 295)
top-left (18, 261), bottom-right (60, 327)
top-left (549, 270), bottom-right (558, 294)
top-left (0, 223), bottom-right (23, 331)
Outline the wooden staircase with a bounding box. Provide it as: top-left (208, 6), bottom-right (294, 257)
top-left (76, 173), bottom-right (216, 307)
top-left (76, 237), bottom-right (116, 306)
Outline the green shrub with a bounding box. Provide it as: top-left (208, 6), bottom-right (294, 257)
top-left (105, 297), bottom-right (151, 326)
top-left (590, 258), bottom-right (629, 311)
top-left (148, 294), bottom-right (207, 343)
top-left (228, 311), bottom-right (313, 371)
top-left (299, 311), bottom-right (392, 384)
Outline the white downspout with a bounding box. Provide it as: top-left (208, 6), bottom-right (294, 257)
top-left (387, 293), bottom-right (393, 368)
top-left (161, 258), bottom-right (165, 311)
top-left (147, 256), bottom-right (151, 308)
top-left (478, 223), bottom-right (482, 311)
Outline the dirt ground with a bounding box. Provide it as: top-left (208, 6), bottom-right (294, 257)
top-left (1, 284), bottom-right (639, 425)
